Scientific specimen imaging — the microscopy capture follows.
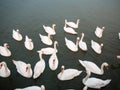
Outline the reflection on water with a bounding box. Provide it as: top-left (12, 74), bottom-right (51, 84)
top-left (0, 0), bottom-right (120, 90)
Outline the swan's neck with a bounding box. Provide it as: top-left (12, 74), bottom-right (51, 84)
top-left (52, 25), bottom-right (55, 30)
top-left (80, 34), bottom-right (84, 42)
top-left (64, 23), bottom-right (67, 28)
top-left (83, 86), bottom-right (88, 90)
top-left (54, 43), bottom-right (57, 51)
top-left (83, 70), bottom-right (91, 84)
top-left (47, 34), bottom-right (51, 39)
top-left (100, 63), bottom-right (106, 74)
top-left (76, 19), bottom-right (80, 27)
top-left (39, 52), bottom-right (43, 60)
top-left (76, 39), bottom-right (79, 47)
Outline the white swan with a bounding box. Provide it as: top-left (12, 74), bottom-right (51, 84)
top-left (57, 65), bottom-right (82, 81)
top-left (65, 19), bottom-right (80, 29)
top-left (95, 26), bottom-right (105, 38)
top-left (65, 37), bottom-right (79, 52)
top-left (79, 60), bottom-right (108, 75)
top-left (14, 85), bottom-right (45, 90)
top-left (12, 60), bottom-right (32, 78)
top-left (39, 33), bottom-right (53, 45)
top-left (117, 55), bottom-right (120, 59)
top-left (79, 33), bottom-right (88, 51)
top-left (37, 41), bottom-right (58, 55)
top-left (64, 23), bottom-right (77, 34)
top-left (33, 51), bottom-right (45, 79)
top-left (0, 43), bottom-right (11, 57)
top-left (24, 35), bottom-right (34, 50)
top-left (49, 48), bottom-right (58, 71)
top-left (12, 29), bottom-right (23, 41)
top-left (82, 69), bottom-right (111, 90)
top-left (43, 24), bottom-right (56, 35)
top-left (91, 40), bottom-right (103, 54)
top-left (0, 61), bottom-right (11, 78)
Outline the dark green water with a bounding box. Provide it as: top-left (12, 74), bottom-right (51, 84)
top-left (0, 0), bottom-right (120, 90)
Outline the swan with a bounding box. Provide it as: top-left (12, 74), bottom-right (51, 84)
top-left (64, 23), bottom-right (77, 34)
top-left (12, 29), bottom-right (23, 41)
top-left (79, 60), bottom-right (109, 75)
top-left (65, 19), bottom-right (80, 29)
top-left (0, 43), bottom-right (11, 57)
top-left (12, 60), bottom-right (32, 78)
top-left (82, 69), bottom-right (111, 90)
top-left (117, 55), bottom-right (120, 59)
top-left (37, 41), bottom-right (58, 55)
top-left (14, 85), bottom-right (45, 90)
top-left (79, 33), bottom-right (88, 51)
top-left (91, 40), bottom-right (103, 54)
top-left (39, 33), bottom-right (53, 45)
top-left (43, 24), bottom-right (56, 35)
top-left (0, 61), bottom-right (11, 78)
top-left (118, 33), bottom-right (120, 39)
top-left (65, 37), bottom-right (79, 52)
top-left (24, 35), bottom-right (34, 50)
top-left (49, 48), bottom-right (58, 71)
top-left (33, 51), bottom-right (45, 79)
top-left (95, 26), bottom-right (105, 38)
top-left (57, 65), bottom-right (82, 81)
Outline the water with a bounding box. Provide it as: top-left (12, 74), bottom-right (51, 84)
top-left (0, 0), bottom-right (120, 90)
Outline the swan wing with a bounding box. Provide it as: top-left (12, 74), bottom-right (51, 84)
top-left (79, 60), bottom-right (101, 74)
top-left (33, 60), bottom-right (45, 79)
top-left (64, 27), bottom-right (77, 34)
top-left (43, 25), bottom-right (55, 35)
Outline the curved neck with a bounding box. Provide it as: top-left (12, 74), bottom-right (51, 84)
top-left (54, 43), bottom-right (57, 51)
top-left (100, 63), bottom-right (106, 74)
top-left (39, 52), bottom-right (43, 60)
top-left (52, 25), bottom-right (55, 30)
top-left (76, 19), bottom-right (80, 26)
top-left (83, 70), bottom-right (91, 84)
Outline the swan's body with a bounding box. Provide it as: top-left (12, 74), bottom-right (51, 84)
top-left (0, 61), bottom-right (11, 78)
top-left (57, 65), bottom-right (82, 81)
top-left (24, 35), bottom-right (34, 50)
top-left (38, 41), bottom-right (58, 55)
top-left (33, 51), bottom-right (45, 79)
top-left (79, 60), bottom-right (108, 75)
top-left (14, 85), bottom-right (45, 90)
top-left (43, 24), bottom-right (56, 35)
top-left (0, 43), bottom-right (11, 57)
top-left (49, 50), bottom-right (58, 71)
top-left (39, 34), bottom-right (52, 45)
top-left (65, 19), bottom-right (80, 29)
top-left (79, 33), bottom-right (87, 51)
top-left (91, 40), bottom-right (103, 54)
top-left (65, 37), bottom-right (79, 52)
top-left (82, 70), bottom-right (111, 90)
top-left (64, 23), bottom-right (77, 34)
top-left (12, 29), bottom-right (22, 41)
top-left (95, 26), bottom-right (105, 38)
top-left (12, 60), bottom-right (32, 78)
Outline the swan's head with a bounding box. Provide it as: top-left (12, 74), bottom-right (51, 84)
top-left (61, 65), bottom-right (65, 73)
top-left (81, 33), bottom-right (84, 37)
top-left (52, 24), bottom-right (56, 29)
top-left (0, 61), bottom-right (6, 69)
top-left (103, 62), bottom-right (109, 69)
top-left (77, 19), bottom-right (80, 23)
top-left (41, 85), bottom-right (45, 90)
top-left (54, 41), bottom-right (58, 45)
top-left (100, 43), bottom-right (104, 47)
top-left (16, 29), bottom-right (19, 32)
top-left (26, 64), bottom-right (31, 72)
top-left (77, 37), bottom-right (80, 40)
top-left (102, 26), bottom-right (105, 30)
top-left (4, 43), bottom-right (10, 48)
